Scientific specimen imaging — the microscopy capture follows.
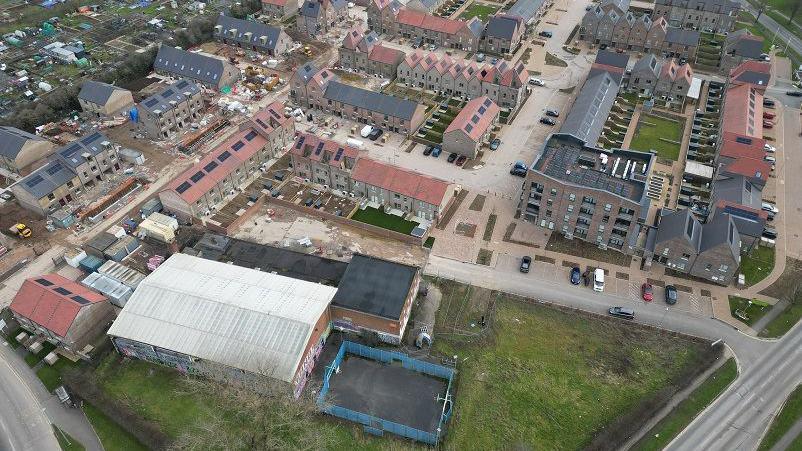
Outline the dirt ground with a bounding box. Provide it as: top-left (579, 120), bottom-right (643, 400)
top-left (233, 204), bottom-right (428, 267)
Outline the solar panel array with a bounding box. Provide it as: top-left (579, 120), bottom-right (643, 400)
top-left (26, 174), bottom-right (44, 188)
top-left (36, 278), bottom-right (54, 286)
top-left (204, 161), bottom-right (219, 173)
top-left (244, 130), bottom-right (258, 141)
top-left (334, 148), bottom-right (344, 161)
top-left (72, 295), bottom-right (92, 305)
top-left (54, 287), bottom-right (72, 296)
top-left (314, 142), bottom-right (324, 156)
top-left (256, 118), bottom-right (269, 129)
top-left (232, 141), bottom-right (245, 151)
top-left (143, 98), bottom-right (159, 108)
top-left (218, 150), bottom-right (232, 162)
top-left (176, 181), bottom-right (192, 193)
top-left (190, 171), bottom-right (205, 183)
top-left (176, 80), bottom-right (189, 89)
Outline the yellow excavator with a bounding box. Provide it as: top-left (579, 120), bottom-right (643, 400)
top-left (8, 223), bottom-right (32, 238)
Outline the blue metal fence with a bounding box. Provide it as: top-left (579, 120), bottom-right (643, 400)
top-left (317, 341), bottom-right (455, 445)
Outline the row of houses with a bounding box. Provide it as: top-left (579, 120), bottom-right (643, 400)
top-left (214, 15), bottom-right (293, 56)
top-left (290, 64), bottom-right (427, 135)
top-left (297, 0), bottom-right (349, 37)
top-left (338, 28), bottom-right (406, 78)
top-left (159, 102), bottom-right (295, 221)
top-left (653, 0), bottom-right (740, 33)
top-left (153, 45), bottom-right (241, 91)
top-left (137, 79), bottom-right (205, 140)
top-left (290, 132), bottom-right (456, 221)
top-left (626, 54), bottom-right (696, 106)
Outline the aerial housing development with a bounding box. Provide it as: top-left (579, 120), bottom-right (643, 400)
top-left (0, 0), bottom-right (801, 450)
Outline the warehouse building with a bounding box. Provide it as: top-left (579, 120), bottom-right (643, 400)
top-left (108, 253), bottom-right (338, 397)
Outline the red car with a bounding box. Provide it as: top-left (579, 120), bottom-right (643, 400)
top-left (641, 283), bottom-right (653, 302)
top-left (763, 112), bottom-right (776, 119)
top-left (455, 155), bottom-right (467, 166)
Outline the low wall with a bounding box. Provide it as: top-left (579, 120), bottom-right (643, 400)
top-left (203, 195), bottom-right (267, 236)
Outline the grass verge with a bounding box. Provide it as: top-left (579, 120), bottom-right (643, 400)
top-left (53, 425), bottom-right (85, 451)
top-left (82, 403), bottom-right (148, 451)
top-left (760, 297), bottom-right (802, 338)
top-left (37, 358), bottom-right (79, 392)
top-left (759, 385), bottom-right (802, 450)
top-left (629, 114), bottom-right (683, 161)
top-left (633, 358), bottom-right (738, 451)
top-left (546, 233), bottom-right (632, 267)
top-left (729, 296), bottom-right (771, 327)
top-left (545, 52), bottom-right (568, 67)
top-left (424, 236), bottom-right (435, 249)
top-left (740, 246), bottom-right (776, 287)
top-left (483, 214), bottom-right (497, 241)
top-left (351, 206), bottom-right (418, 234)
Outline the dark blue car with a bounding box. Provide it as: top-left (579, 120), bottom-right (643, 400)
top-left (570, 267), bottom-right (581, 285)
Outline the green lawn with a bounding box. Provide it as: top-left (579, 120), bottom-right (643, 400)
top-left (729, 296), bottom-right (771, 327)
top-left (740, 246), bottom-right (776, 287)
top-left (351, 206), bottom-right (418, 234)
top-left (82, 403), bottom-right (147, 451)
top-left (633, 359), bottom-right (738, 451)
top-left (629, 114), bottom-right (683, 161)
top-left (432, 280), bottom-right (716, 450)
top-left (37, 358), bottom-right (79, 392)
top-left (759, 385), bottom-right (802, 450)
top-left (424, 236), bottom-right (435, 248)
top-left (760, 297), bottom-right (802, 338)
top-left (53, 425), bottom-right (85, 451)
top-left (545, 52), bottom-right (568, 67)
top-left (459, 2), bottom-right (501, 21)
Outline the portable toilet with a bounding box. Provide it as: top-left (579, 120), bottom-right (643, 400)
top-left (129, 107), bottom-right (138, 123)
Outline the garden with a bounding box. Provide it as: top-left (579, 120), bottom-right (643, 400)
top-left (351, 206), bottom-right (420, 234)
top-left (629, 113), bottom-right (684, 161)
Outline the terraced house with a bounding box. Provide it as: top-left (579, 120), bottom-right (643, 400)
top-left (261, 0), bottom-right (296, 20)
top-left (366, 0), bottom-right (402, 34)
top-left (297, 0), bottom-right (348, 37)
top-left (627, 55), bottom-right (695, 105)
top-left (652, 0), bottom-right (740, 33)
top-left (339, 27), bottom-right (405, 78)
top-left (390, 8), bottom-right (484, 52)
top-left (153, 45), bottom-right (241, 90)
top-left (0, 126), bottom-right (55, 175)
top-left (396, 50), bottom-right (528, 109)
top-left (159, 102), bottom-right (295, 220)
top-left (77, 81), bottom-right (134, 118)
top-left (138, 79), bottom-right (204, 140)
top-left (214, 15), bottom-right (293, 56)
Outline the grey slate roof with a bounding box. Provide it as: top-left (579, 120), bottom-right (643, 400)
top-left (726, 30), bottom-right (764, 59)
top-left (467, 17), bottom-right (485, 38)
top-left (331, 254), bottom-right (418, 320)
top-left (654, 209), bottom-right (701, 249)
top-left (0, 126), bottom-right (46, 159)
top-left (15, 159), bottom-right (75, 199)
top-left (595, 49), bottom-right (629, 69)
top-left (631, 54), bottom-right (660, 78)
top-left (139, 79), bottom-right (200, 114)
top-left (506, 0), bottom-right (545, 22)
top-left (700, 212), bottom-right (740, 261)
top-left (154, 45), bottom-right (228, 87)
top-left (55, 132), bottom-right (112, 169)
top-left (559, 71), bottom-right (618, 145)
top-left (665, 27), bottom-right (700, 46)
top-left (733, 69), bottom-right (770, 86)
top-left (601, 0), bottom-right (630, 10)
top-left (715, 203), bottom-right (765, 238)
top-left (324, 81), bottom-right (419, 120)
top-left (295, 63), bottom-right (318, 84)
top-left (78, 80), bottom-right (128, 106)
top-left (654, 0), bottom-right (739, 12)
top-left (711, 174), bottom-right (762, 210)
top-left (216, 15), bottom-right (285, 51)
top-left (485, 15), bottom-right (519, 40)
top-left (300, 0), bottom-right (321, 18)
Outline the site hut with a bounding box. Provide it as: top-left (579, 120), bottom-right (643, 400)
top-left (261, 0), bottom-right (296, 20)
top-left (138, 79), bottom-right (204, 140)
top-left (0, 126), bottom-right (55, 175)
top-left (10, 274), bottom-right (115, 358)
top-left (214, 15), bottom-right (293, 56)
top-left (107, 253), bottom-right (338, 397)
top-left (77, 80), bottom-right (134, 119)
top-left (442, 96), bottom-right (500, 159)
top-left (153, 45), bottom-right (241, 91)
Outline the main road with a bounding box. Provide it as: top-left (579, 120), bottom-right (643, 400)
top-left (740, 0), bottom-right (802, 59)
top-left (425, 254), bottom-right (802, 450)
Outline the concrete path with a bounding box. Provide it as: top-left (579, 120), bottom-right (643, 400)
top-left (752, 299), bottom-right (791, 334)
top-left (769, 416), bottom-right (802, 451)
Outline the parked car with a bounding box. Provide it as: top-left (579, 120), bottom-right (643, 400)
top-left (570, 267), bottom-right (581, 285)
top-left (765, 155), bottom-right (776, 163)
top-left (540, 117), bottom-right (556, 126)
top-left (764, 143), bottom-right (776, 152)
top-left (786, 91), bottom-right (802, 97)
top-left (763, 99), bottom-right (776, 108)
top-left (431, 145), bottom-right (442, 157)
top-left (368, 128), bottom-right (383, 141)
top-left (475, 53), bottom-right (485, 62)
top-left (767, 210), bottom-right (776, 221)
top-left (360, 125), bottom-right (374, 138)
top-left (762, 201), bottom-right (779, 213)
top-left (510, 161), bottom-right (528, 176)
top-left (641, 283), bottom-right (653, 302)
top-left (528, 77), bottom-right (545, 86)
top-left (762, 228), bottom-right (778, 239)
top-left (490, 138), bottom-right (501, 150)
top-left (545, 109), bottom-right (560, 117)
top-left (455, 155), bottom-right (467, 166)
top-left (447, 152), bottom-right (458, 163)
top-left (608, 306), bottom-right (634, 319)
top-left (763, 112), bottom-right (776, 120)
top-left (520, 256), bottom-right (532, 273)
top-left (763, 121), bottom-right (774, 129)
top-left (539, 30), bottom-right (553, 38)
top-left (664, 285), bottom-right (678, 305)
top-left (423, 145), bottom-right (434, 156)
top-left (304, 198), bottom-right (314, 206)
top-left (593, 268), bottom-right (605, 292)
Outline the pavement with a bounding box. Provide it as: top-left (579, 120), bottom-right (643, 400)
top-left (769, 417), bottom-right (802, 451)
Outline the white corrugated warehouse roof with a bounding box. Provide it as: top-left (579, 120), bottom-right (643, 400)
top-left (107, 253), bottom-right (337, 382)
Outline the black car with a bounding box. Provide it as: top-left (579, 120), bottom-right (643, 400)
top-left (570, 267), bottom-right (581, 285)
top-left (490, 138), bottom-right (501, 150)
top-left (763, 99), bottom-right (776, 108)
top-left (304, 198), bottom-right (314, 207)
top-left (545, 109), bottom-right (560, 117)
top-left (608, 307), bottom-right (635, 320)
top-left (510, 167), bottom-right (527, 177)
top-left (423, 145), bottom-right (434, 156)
top-left (762, 228), bottom-right (778, 239)
top-left (600, 43), bottom-right (608, 50)
top-left (539, 30), bottom-right (553, 38)
top-left (664, 285), bottom-right (678, 305)
top-left (447, 152), bottom-right (458, 163)
top-left (540, 117), bottom-right (556, 126)
top-left (520, 256), bottom-right (532, 273)
top-left (368, 128), bottom-right (383, 141)
top-left (786, 91), bottom-right (802, 97)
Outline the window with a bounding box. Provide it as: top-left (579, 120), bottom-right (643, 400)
top-left (604, 203), bottom-right (612, 212)
top-left (550, 188), bottom-right (557, 195)
top-left (47, 193), bottom-right (55, 200)
top-left (719, 264), bottom-right (729, 272)
top-left (682, 253), bottom-right (691, 259)
top-left (67, 181), bottom-right (73, 188)
top-left (568, 193), bottom-right (575, 201)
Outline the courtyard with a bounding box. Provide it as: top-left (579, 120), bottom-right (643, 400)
top-left (629, 113), bottom-right (684, 161)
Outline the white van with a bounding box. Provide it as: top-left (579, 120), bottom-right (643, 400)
top-left (360, 125), bottom-right (374, 138)
top-left (593, 268), bottom-right (605, 292)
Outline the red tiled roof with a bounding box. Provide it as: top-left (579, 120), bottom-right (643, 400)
top-left (729, 60), bottom-right (771, 82)
top-left (10, 274), bottom-right (107, 337)
top-left (290, 132), bottom-right (359, 167)
top-left (263, 0), bottom-right (289, 5)
top-left (721, 158), bottom-right (771, 183)
top-left (719, 135), bottom-right (766, 160)
top-left (445, 96), bottom-right (499, 141)
top-left (397, 8), bottom-right (466, 35)
top-left (722, 83), bottom-right (763, 139)
top-left (716, 199), bottom-right (768, 220)
top-left (343, 28), bottom-right (364, 50)
top-left (368, 44), bottom-right (404, 65)
top-left (352, 158), bottom-right (451, 206)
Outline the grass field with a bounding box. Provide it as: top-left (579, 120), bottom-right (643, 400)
top-left (37, 358), bottom-right (78, 392)
top-left (351, 206), bottom-right (418, 234)
top-left (759, 385), bottom-right (802, 450)
top-left (459, 2), bottom-right (500, 21)
top-left (729, 296), bottom-right (771, 327)
top-left (740, 246), bottom-right (776, 287)
top-left (82, 403), bottom-right (147, 451)
top-left (629, 114), bottom-right (684, 161)
top-left (633, 359), bottom-right (738, 451)
top-left (431, 280), bottom-right (714, 450)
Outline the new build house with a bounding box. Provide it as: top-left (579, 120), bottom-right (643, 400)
top-left (153, 45), bottom-right (241, 90)
top-left (653, 0), bottom-right (740, 33)
top-left (297, 0), bottom-right (348, 37)
top-left (262, 0), bottom-right (296, 20)
top-left (138, 79), bottom-right (204, 140)
top-left (77, 81), bottom-right (135, 118)
top-left (0, 126), bottom-right (55, 175)
top-left (214, 15), bottom-right (293, 56)
top-left (339, 28), bottom-right (405, 78)
top-left (442, 96), bottom-right (500, 158)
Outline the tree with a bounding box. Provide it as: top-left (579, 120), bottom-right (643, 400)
top-left (790, 1), bottom-right (801, 24)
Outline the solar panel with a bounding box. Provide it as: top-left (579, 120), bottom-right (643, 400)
top-left (176, 80), bottom-right (189, 89)
top-left (176, 181), bottom-right (192, 193)
top-left (255, 118), bottom-right (269, 129)
top-left (735, 136), bottom-right (752, 144)
top-left (204, 161), bottom-right (219, 173)
top-left (269, 109), bottom-right (281, 119)
top-left (54, 287), bottom-right (72, 296)
top-left (61, 143), bottom-right (81, 158)
top-left (471, 115), bottom-right (480, 124)
top-left (80, 134), bottom-right (97, 145)
top-left (244, 130), bottom-right (258, 141)
top-left (26, 174), bottom-right (44, 187)
top-left (465, 124), bottom-right (473, 133)
top-left (334, 148), bottom-right (344, 161)
top-left (46, 162), bottom-right (63, 175)
top-left (314, 142), bottom-right (324, 155)
top-left (162, 88), bottom-right (175, 98)
top-left (190, 171), bottom-right (205, 183)
top-left (478, 106), bottom-right (486, 114)
top-left (218, 151), bottom-right (232, 162)
top-left (72, 295), bottom-right (92, 305)
top-left (143, 98), bottom-right (159, 107)
top-left (36, 278), bottom-right (53, 286)
top-left (232, 141), bottom-right (245, 151)
top-left (295, 136), bottom-right (306, 149)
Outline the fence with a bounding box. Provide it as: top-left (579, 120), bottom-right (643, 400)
top-left (317, 341), bottom-right (455, 445)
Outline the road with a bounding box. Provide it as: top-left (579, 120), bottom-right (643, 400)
top-left (424, 254), bottom-right (802, 450)
top-left (740, 0), bottom-right (802, 58)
